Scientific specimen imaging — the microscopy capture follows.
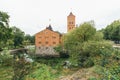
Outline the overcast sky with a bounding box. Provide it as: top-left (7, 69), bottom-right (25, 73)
top-left (0, 0), bottom-right (120, 35)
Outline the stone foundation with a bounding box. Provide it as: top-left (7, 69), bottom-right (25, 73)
top-left (35, 46), bottom-right (59, 57)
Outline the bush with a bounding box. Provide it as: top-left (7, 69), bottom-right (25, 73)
top-left (94, 48), bottom-right (120, 79)
top-left (89, 77), bottom-right (97, 80)
top-left (59, 51), bottom-right (69, 58)
top-left (100, 65), bottom-right (120, 80)
top-left (0, 49), bottom-right (13, 66)
top-left (77, 40), bottom-right (113, 67)
top-left (79, 56), bottom-right (94, 68)
top-left (81, 40), bottom-right (113, 57)
top-left (26, 63), bottom-right (59, 80)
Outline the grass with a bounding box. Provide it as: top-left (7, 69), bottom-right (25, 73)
top-left (25, 57), bottom-right (78, 80)
top-left (1, 57), bottom-right (120, 80)
top-left (0, 65), bottom-right (13, 80)
top-left (0, 57), bottom-right (78, 80)
top-left (25, 62), bottom-right (79, 80)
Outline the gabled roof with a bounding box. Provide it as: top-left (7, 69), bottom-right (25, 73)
top-left (35, 25), bottom-right (62, 35)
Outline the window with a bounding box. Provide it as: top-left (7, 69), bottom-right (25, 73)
top-left (45, 36), bottom-right (49, 39)
top-left (39, 42), bottom-right (41, 44)
top-left (69, 22), bottom-right (73, 24)
top-left (52, 36), bottom-right (56, 39)
top-left (45, 41), bottom-right (48, 44)
top-left (39, 36), bottom-right (42, 38)
top-left (53, 42), bottom-right (56, 44)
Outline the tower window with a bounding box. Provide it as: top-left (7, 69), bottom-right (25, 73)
top-left (69, 22), bottom-right (74, 24)
top-left (39, 42), bottom-right (41, 44)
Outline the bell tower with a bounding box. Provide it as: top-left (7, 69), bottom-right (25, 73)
top-left (67, 12), bottom-right (75, 32)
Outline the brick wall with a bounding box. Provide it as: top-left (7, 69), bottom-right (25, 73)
top-left (35, 29), bottom-right (61, 47)
top-left (67, 12), bottom-right (76, 32)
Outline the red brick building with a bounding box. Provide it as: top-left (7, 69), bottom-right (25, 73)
top-left (35, 12), bottom-right (75, 47)
top-left (35, 25), bottom-right (62, 47)
top-left (35, 12), bottom-right (75, 55)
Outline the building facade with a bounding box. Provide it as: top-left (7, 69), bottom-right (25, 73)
top-left (67, 12), bottom-right (76, 32)
top-left (35, 12), bottom-right (75, 56)
top-left (35, 25), bottom-right (62, 47)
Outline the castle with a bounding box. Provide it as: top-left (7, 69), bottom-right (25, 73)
top-left (35, 12), bottom-right (75, 56)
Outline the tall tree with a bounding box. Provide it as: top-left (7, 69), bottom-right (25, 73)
top-left (64, 21), bottom-right (96, 47)
top-left (104, 20), bottom-right (120, 43)
top-left (63, 21), bottom-right (96, 65)
top-left (62, 21), bottom-right (112, 67)
top-left (0, 11), bottom-right (9, 27)
top-left (0, 11), bottom-right (13, 49)
top-left (12, 27), bottom-right (25, 48)
top-left (24, 34), bottom-right (35, 45)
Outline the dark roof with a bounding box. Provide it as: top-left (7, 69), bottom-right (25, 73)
top-left (36, 25), bottom-right (62, 36)
top-left (68, 12), bottom-right (75, 16)
top-left (46, 24), bottom-right (53, 31)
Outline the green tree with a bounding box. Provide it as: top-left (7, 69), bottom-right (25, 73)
top-left (24, 34), bottom-right (35, 45)
top-left (62, 21), bottom-right (113, 67)
top-left (0, 11), bottom-right (13, 49)
top-left (12, 27), bottom-right (25, 48)
top-left (64, 21), bottom-right (96, 46)
top-left (0, 11), bottom-right (9, 27)
top-left (104, 20), bottom-right (120, 43)
top-left (63, 21), bottom-right (96, 65)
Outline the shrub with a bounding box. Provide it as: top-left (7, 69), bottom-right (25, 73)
top-left (81, 40), bottom-right (113, 57)
top-left (94, 48), bottom-right (120, 80)
top-left (89, 77), bottom-right (97, 80)
top-left (26, 64), bottom-right (59, 80)
top-left (0, 49), bottom-right (13, 66)
top-left (54, 45), bottom-right (69, 58)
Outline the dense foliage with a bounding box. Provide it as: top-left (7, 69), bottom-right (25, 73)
top-left (103, 20), bottom-right (120, 43)
top-left (0, 11), bottom-right (13, 49)
top-left (62, 21), bottom-right (112, 67)
top-left (0, 49), bottom-right (13, 66)
top-left (12, 26), bottom-right (25, 48)
top-left (24, 34), bottom-right (35, 45)
top-left (0, 11), bottom-right (35, 49)
top-left (0, 11), bottom-right (120, 80)
top-left (61, 21), bottom-right (120, 79)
